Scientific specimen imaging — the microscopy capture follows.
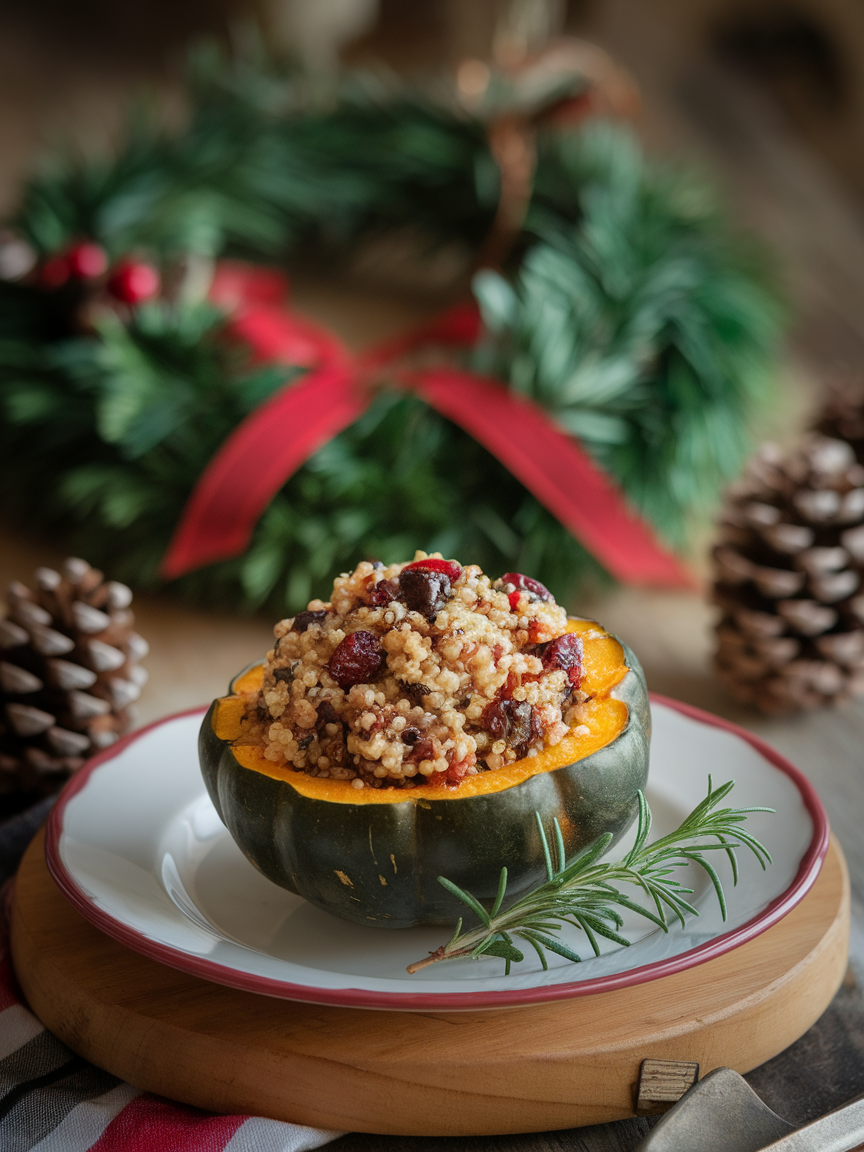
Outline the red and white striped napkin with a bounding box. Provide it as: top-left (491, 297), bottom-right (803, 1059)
top-left (0, 931), bottom-right (342, 1151)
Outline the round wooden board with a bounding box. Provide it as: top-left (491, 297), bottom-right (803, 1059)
top-left (9, 830), bottom-right (850, 1137)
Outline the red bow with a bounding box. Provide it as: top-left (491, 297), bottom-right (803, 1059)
top-left (161, 263), bottom-right (692, 588)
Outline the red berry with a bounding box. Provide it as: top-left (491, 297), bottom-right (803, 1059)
top-left (541, 633), bottom-right (583, 690)
top-left (403, 558), bottom-right (462, 583)
top-left (328, 630), bottom-right (385, 690)
top-left (39, 255), bottom-right (70, 290)
top-left (67, 242), bottom-right (108, 280)
top-left (107, 260), bottom-right (160, 305)
top-left (501, 572), bottom-right (552, 606)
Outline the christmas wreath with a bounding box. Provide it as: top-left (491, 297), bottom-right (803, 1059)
top-left (0, 45), bottom-right (784, 614)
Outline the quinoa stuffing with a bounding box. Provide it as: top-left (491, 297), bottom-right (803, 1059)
top-left (238, 555), bottom-right (595, 790)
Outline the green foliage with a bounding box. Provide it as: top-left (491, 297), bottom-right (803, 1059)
top-left (407, 778), bottom-right (773, 975)
top-left (15, 49), bottom-right (498, 262)
top-left (0, 48), bottom-right (785, 615)
top-left (474, 124), bottom-right (784, 545)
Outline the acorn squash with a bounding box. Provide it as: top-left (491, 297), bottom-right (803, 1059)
top-left (199, 619), bottom-right (650, 928)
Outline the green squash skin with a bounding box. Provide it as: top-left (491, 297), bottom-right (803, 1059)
top-left (198, 643), bottom-right (650, 929)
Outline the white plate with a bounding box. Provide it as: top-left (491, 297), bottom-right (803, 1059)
top-left (46, 696), bottom-right (828, 1011)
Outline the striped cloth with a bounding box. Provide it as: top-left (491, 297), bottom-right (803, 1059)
top-left (0, 883), bottom-right (342, 1152)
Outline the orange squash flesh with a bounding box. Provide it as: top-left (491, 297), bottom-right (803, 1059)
top-left (200, 617), bottom-right (648, 927)
top-left (214, 618), bottom-right (629, 805)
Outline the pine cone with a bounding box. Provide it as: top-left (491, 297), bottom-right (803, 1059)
top-left (815, 387), bottom-right (864, 459)
top-left (712, 437), bottom-right (864, 714)
top-left (0, 557), bottom-right (148, 799)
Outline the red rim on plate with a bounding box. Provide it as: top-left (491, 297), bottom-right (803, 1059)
top-left (44, 695), bottom-right (830, 1011)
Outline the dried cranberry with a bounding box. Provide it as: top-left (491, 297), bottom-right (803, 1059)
top-left (501, 572), bottom-right (553, 607)
top-left (398, 568), bottom-right (452, 619)
top-left (434, 754), bottom-right (477, 788)
top-left (450, 754), bottom-right (476, 780)
top-left (405, 737), bottom-right (435, 764)
top-left (292, 609), bottom-right (326, 632)
top-left (541, 633), bottom-right (583, 690)
top-left (403, 558), bottom-right (462, 582)
top-left (369, 578), bottom-right (399, 607)
top-left (483, 699), bottom-right (509, 740)
top-left (328, 631), bottom-right (385, 690)
top-left (529, 706), bottom-right (544, 744)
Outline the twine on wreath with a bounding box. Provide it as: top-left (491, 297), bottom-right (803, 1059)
top-left (468, 37), bottom-right (641, 271)
top-left (160, 263), bottom-right (693, 589)
top-left (476, 113), bottom-right (537, 272)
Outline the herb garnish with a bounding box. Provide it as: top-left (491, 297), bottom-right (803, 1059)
top-left (407, 778), bottom-right (773, 975)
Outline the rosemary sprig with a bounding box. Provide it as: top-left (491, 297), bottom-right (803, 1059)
top-left (407, 778), bottom-right (773, 975)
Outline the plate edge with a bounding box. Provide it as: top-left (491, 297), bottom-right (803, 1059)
top-left (43, 696), bottom-right (830, 1011)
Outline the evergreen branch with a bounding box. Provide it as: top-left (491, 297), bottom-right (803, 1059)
top-left (0, 46), bottom-right (785, 616)
top-left (407, 778), bottom-right (773, 975)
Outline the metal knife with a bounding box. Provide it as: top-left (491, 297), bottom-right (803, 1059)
top-left (635, 1067), bottom-right (864, 1152)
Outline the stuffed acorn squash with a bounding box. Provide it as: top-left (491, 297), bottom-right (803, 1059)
top-left (199, 557), bottom-right (650, 928)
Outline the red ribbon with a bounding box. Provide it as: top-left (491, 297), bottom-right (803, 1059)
top-left (161, 263), bottom-right (692, 587)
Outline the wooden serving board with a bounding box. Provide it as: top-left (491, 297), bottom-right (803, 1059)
top-left (9, 830), bottom-right (850, 1137)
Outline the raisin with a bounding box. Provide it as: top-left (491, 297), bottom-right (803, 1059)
top-left (273, 667), bottom-right (294, 684)
top-left (315, 700), bottom-right (339, 728)
top-left (482, 697), bottom-right (533, 756)
top-left (328, 630), bottom-right (385, 690)
top-left (292, 609), bottom-right (326, 633)
top-left (508, 701), bottom-right (532, 751)
top-left (541, 633), bottom-right (583, 690)
top-left (397, 679), bottom-right (430, 706)
top-left (403, 558), bottom-right (462, 582)
top-left (398, 568), bottom-right (452, 619)
top-left (500, 572), bottom-right (553, 608)
top-left (369, 578), bottom-right (399, 607)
